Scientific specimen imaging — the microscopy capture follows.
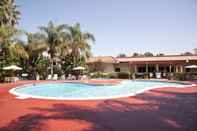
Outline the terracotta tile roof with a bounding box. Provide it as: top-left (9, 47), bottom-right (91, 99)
top-left (87, 55), bottom-right (197, 63)
top-left (116, 55), bottom-right (197, 62)
top-left (86, 56), bottom-right (117, 63)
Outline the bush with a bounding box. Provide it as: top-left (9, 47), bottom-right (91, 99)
top-left (90, 72), bottom-right (109, 78)
top-left (90, 71), bottom-right (131, 79)
top-left (185, 72), bottom-right (197, 80)
top-left (0, 71), bottom-right (6, 82)
top-left (174, 73), bottom-right (197, 80)
top-left (108, 72), bottom-right (118, 79)
top-left (117, 72), bottom-right (130, 79)
top-left (173, 73), bottom-right (187, 81)
top-left (165, 72), bottom-right (197, 80)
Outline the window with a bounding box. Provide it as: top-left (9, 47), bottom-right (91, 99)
top-left (115, 68), bottom-right (120, 72)
top-left (138, 67), bottom-right (146, 73)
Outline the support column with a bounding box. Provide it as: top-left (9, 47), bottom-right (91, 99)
top-left (175, 65), bottom-right (179, 73)
top-left (180, 65), bottom-right (183, 73)
top-left (134, 65), bottom-right (137, 73)
top-left (169, 64), bottom-right (172, 73)
top-left (146, 63), bottom-right (148, 73)
top-left (156, 64), bottom-right (159, 72)
top-left (133, 65), bottom-right (137, 79)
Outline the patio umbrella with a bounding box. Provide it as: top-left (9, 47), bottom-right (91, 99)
top-left (73, 66), bottom-right (86, 70)
top-left (3, 65), bottom-right (22, 70)
top-left (185, 65), bottom-right (197, 69)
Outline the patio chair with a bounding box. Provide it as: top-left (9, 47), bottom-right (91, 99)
top-left (47, 74), bottom-right (52, 80)
top-left (71, 75), bottom-right (76, 80)
top-left (149, 73), bottom-right (153, 78)
top-left (81, 75), bottom-right (88, 80)
top-left (5, 77), bottom-right (11, 83)
top-left (53, 74), bottom-right (58, 80)
top-left (60, 75), bottom-right (65, 80)
top-left (67, 74), bottom-right (72, 80)
top-left (67, 74), bottom-right (76, 80)
top-left (156, 72), bottom-right (161, 79)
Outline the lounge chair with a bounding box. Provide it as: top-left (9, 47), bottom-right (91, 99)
top-left (156, 72), bottom-right (161, 79)
top-left (60, 75), bottom-right (65, 80)
top-left (81, 75), bottom-right (88, 80)
top-left (67, 74), bottom-right (75, 80)
top-left (5, 77), bottom-right (19, 83)
top-left (149, 73), bottom-right (153, 78)
top-left (53, 74), bottom-right (58, 80)
top-left (47, 74), bottom-right (52, 80)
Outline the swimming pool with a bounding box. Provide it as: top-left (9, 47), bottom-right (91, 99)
top-left (9, 80), bottom-right (193, 100)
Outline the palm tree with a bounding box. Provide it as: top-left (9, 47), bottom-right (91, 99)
top-left (8, 41), bottom-right (29, 60)
top-left (0, 26), bottom-right (24, 65)
top-left (0, 26), bottom-right (21, 44)
top-left (0, 0), bottom-right (20, 27)
top-left (66, 23), bottom-right (95, 67)
top-left (39, 21), bottom-right (68, 77)
top-left (25, 32), bottom-right (47, 79)
top-left (0, 0), bottom-right (21, 62)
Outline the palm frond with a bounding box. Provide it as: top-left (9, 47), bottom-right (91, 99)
top-left (83, 32), bottom-right (95, 42)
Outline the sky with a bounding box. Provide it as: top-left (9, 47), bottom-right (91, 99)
top-left (15, 0), bottom-right (197, 56)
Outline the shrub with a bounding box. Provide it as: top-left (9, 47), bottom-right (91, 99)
top-left (173, 73), bottom-right (187, 81)
top-left (108, 72), bottom-right (118, 79)
top-left (90, 71), bottom-right (131, 79)
top-left (166, 72), bottom-right (197, 80)
top-left (90, 72), bottom-right (108, 78)
top-left (117, 72), bottom-right (130, 79)
top-left (185, 72), bottom-right (197, 80)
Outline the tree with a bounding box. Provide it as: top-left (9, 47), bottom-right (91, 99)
top-left (0, 26), bottom-right (24, 64)
top-left (8, 41), bottom-right (29, 62)
top-left (181, 52), bottom-right (192, 56)
top-left (0, 28), bottom-right (26, 80)
top-left (0, 0), bottom-right (21, 81)
top-left (25, 32), bottom-right (48, 79)
top-left (39, 21), bottom-right (68, 77)
top-left (156, 53), bottom-right (165, 56)
top-left (0, 0), bottom-right (22, 63)
top-left (66, 23), bottom-right (95, 67)
top-left (144, 52), bottom-right (153, 56)
top-left (0, 0), bottom-right (20, 27)
top-left (132, 52), bottom-right (140, 57)
top-left (117, 53), bottom-right (127, 58)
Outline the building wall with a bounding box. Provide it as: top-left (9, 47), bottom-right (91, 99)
top-left (192, 48), bottom-right (197, 55)
top-left (87, 59), bottom-right (197, 73)
top-left (102, 63), bottom-right (115, 72)
top-left (115, 63), bottom-right (129, 72)
top-left (87, 63), bottom-right (114, 72)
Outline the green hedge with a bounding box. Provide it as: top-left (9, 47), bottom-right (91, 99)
top-left (90, 72), bottom-right (130, 79)
top-left (117, 72), bottom-right (130, 79)
top-left (90, 72), bottom-right (109, 78)
top-left (173, 73), bottom-right (186, 80)
top-left (173, 72), bottom-right (197, 81)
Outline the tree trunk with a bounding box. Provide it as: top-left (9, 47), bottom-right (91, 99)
top-left (50, 58), bottom-right (54, 77)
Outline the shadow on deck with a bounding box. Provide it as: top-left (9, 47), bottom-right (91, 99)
top-left (0, 90), bottom-right (197, 131)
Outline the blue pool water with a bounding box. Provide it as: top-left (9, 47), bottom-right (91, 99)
top-left (10, 80), bottom-right (192, 100)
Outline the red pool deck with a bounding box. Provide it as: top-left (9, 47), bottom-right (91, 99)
top-left (0, 80), bottom-right (197, 131)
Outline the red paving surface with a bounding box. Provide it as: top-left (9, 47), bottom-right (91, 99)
top-left (0, 79), bottom-right (197, 131)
